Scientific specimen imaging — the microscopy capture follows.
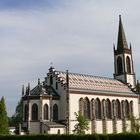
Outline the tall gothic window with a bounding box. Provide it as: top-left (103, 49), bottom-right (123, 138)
top-left (24, 104), bottom-right (28, 121)
top-left (95, 98), bottom-right (101, 119)
top-left (106, 99), bottom-right (112, 119)
top-left (83, 97), bottom-right (90, 119)
top-left (116, 100), bottom-right (121, 119)
top-left (117, 56), bottom-right (123, 74)
top-left (53, 104), bottom-right (58, 120)
top-left (126, 56), bottom-right (131, 74)
top-left (130, 101), bottom-right (133, 117)
top-left (91, 99), bottom-right (95, 118)
top-left (121, 100), bottom-right (125, 117)
top-left (44, 104), bottom-right (49, 120)
top-left (32, 103), bottom-right (38, 121)
top-left (124, 100), bottom-right (129, 118)
top-left (112, 100), bottom-right (116, 117)
top-left (79, 98), bottom-right (83, 115)
top-left (102, 100), bottom-right (106, 118)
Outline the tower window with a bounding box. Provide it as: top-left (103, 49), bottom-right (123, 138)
top-left (126, 56), bottom-right (131, 74)
top-left (117, 56), bottom-right (123, 74)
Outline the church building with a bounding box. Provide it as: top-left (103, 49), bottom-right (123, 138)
top-left (21, 16), bottom-right (139, 134)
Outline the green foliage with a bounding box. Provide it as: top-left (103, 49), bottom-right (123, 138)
top-left (0, 134), bottom-right (140, 140)
top-left (128, 115), bottom-right (140, 133)
top-left (9, 99), bottom-right (23, 127)
top-left (0, 97), bottom-right (9, 134)
top-left (73, 112), bottom-right (89, 135)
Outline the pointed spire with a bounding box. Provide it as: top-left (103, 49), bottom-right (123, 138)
top-left (117, 15), bottom-right (128, 50)
top-left (130, 43), bottom-right (132, 50)
top-left (22, 85), bottom-right (24, 96)
top-left (27, 83), bottom-right (30, 95)
top-left (113, 43), bottom-right (115, 51)
top-left (38, 78), bottom-right (40, 86)
top-left (25, 86), bottom-right (28, 95)
top-left (66, 70), bottom-right (69, 89)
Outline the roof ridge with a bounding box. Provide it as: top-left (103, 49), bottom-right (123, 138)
top-left (55, 70), bottom-right (117, 81)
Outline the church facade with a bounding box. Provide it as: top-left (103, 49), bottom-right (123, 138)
top-left (21, 16), bottom-right (139, 134)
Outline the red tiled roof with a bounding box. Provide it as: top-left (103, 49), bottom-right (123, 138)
top-left (55, 71), bottom-right (135, 94)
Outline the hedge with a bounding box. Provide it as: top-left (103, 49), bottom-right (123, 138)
top-left (0, 133), bottom-right (140, 140)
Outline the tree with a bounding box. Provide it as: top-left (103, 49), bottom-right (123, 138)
top-left (73, 112), bottom-right (89, 135)
top-left (0, 97), bottom-right (9, 134)
top-left (9, 99), bottom-right (23, 127)
top-left (129, 115), bottom-right (140, 133)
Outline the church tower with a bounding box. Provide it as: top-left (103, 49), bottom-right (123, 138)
top-left (114, 15), bottom-right (136, 88)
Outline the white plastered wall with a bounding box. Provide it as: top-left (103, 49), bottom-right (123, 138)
top-left (69, 92), bottom-right (139, 134)
top-left (47, 72), bottom-right (67, 120)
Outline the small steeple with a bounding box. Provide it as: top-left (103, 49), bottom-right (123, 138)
top-left (25, 83), bottom-right (30, 95)
top-left (117, 15), bottom-right (128, 50)
top-left (28, 83), bottom-right (30, 91)
top-left (38, 78), bottom-right (40, 86)
top-left (22, 85), bottom-right (24, 96)
top-left (66, 70), bottom-right (69, 89)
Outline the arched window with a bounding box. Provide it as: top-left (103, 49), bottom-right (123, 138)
top-left (124, 100), bottom-right (129, 118)
top-left (83, 97), bottom-right (90, 119)
top-left (112, 100), bottom-right (116, 117)
top-left (79, 98), bottom-right (83, 115)
top-left (102, 100), bottom-right (106, 118)
top-left (121, 100), bottom-right (125, 117)
top-left (50, 75), bottom-right (53, 85)
top-left (116, 100), bottom-right (121, 119)
top-left (106, 99), bottom-right (112, 119)
top-left (44, 104), bottom-right (49, 120)
top-left (53, 104), bottom-right (58, 120)
top-left (95, 98), bottom-right (101, 119)
top-left (91, 99), bottom-right (95, 118)
top-left (117, 56), bottom-right (123, 74)
top-left (24, 104), bottom-right (28, 121)
top-left (126, 56), bottom-right (131, 74)
top-left (130, 101), bottom-right (133, 117)
top-left (32, 103), bottom-right (38, 120)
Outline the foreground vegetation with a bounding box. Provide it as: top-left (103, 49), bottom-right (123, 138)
top-left (0, 133), bottom-right (140, 140)
top-left (0, 97), bottom-right (9, 134)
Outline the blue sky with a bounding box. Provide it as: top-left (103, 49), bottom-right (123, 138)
top-left (0, 0), bottom-right (56, 9)
top-left (0, 0), bottom-right (140, 116)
